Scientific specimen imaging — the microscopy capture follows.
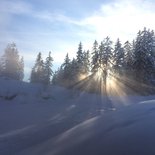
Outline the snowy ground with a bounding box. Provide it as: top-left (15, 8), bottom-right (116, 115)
top-left (0, 78), bottom-right (155, 155)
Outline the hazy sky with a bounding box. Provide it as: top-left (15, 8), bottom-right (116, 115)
top-left (1, 0), bottom-right (155, 80)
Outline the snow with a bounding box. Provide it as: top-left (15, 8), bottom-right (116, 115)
top-left (0, 77), bottom-right (155, 155)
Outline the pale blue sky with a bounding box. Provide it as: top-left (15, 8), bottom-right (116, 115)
top-left (1, 0), bottom-right (155, 80)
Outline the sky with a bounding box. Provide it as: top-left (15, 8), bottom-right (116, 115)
top-left (1, 0), bottom-right (155, 81)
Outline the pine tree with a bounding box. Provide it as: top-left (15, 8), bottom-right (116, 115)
top-left (91, 40), bottom-right (99, 72)
top-left (76, 42), bottom-right (83, 64)
top-left (76, 42), bottom-right (85, 76)
top-left (30, 66), bottom-right (36, 83)
top-left (52, 70), bottom-right (58, 85)
top-left (133, 28), bottom-right (155, 83)
top-left (102, 36), bottom-right (113, 69)
top-left (43, 51), bottom-right (53, 85)
top-left (61, 53), bottom-right (71, 78)
top-left (101, 37), bottom-right (113, 93)
top-left (82, 50), bottom-right (90, 74)
top-left (70, 58), bottom-right (78, 73)
top-left (1, 43), bottom-right (24, 80)
top-left (51, 66), bottom-right (64, 86)
top-left (70, 58), bottom-right (78, 82)
top-left (98, 41), bottom-right (104, 67)
top-left (30, 52), bottom-right (44, 83)
top-left (113, 39), bottom-right (124, 73)
top-left (124, 41), bottom-right (133, 71)
top-left (57, 53), bottom-right (73, 86)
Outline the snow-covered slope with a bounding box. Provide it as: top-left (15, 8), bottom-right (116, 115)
top-left (0, 78), bottom-right (155, 155)
top-left (15, 100), bottom-right (155, 155)
top-left (41, 101), bottom-right (155, 155)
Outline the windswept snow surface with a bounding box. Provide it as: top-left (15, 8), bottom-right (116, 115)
top-left (0, 78), bottom-right (155, 155)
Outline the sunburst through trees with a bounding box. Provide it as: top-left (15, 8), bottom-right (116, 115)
top-left (53, 28), bottom-right (155, 110)
top-left (1, 28), bottom-right (155, 110)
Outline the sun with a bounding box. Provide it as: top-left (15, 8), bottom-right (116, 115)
top-left (79, 74), bottom-right (87, 81)
top-left (97, 67), bottom-right (103, 78)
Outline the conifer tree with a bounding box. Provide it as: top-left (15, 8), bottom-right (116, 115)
top-left (52, 70), bottom-right (58, 85)
top-left (133, 28), bottom-right (155, 82)
top-left (76, 42), bottom-right (83, 64)
top-left (101, 37), bottom-right (113, 92)
top-left (43, 51), bottom-right (53, 85)
top-left (70, 58), bottom-right (78, 82)
top-left (30, 52), bottom-right (44, 83)
top-left (113, 39), bottom-right (124, 73)
top-left (124, 41), bottom-right (133, 71)
top-left (82, 50), bottom-right (90, 74)
top-left (102, 36), bottom-right (113, 69)
top-left (1, 43), bottom-right (24, 80)
top-left (62, 53), bottom-right (71, 78)
top-left (91, 40), bottom-right (99, 72)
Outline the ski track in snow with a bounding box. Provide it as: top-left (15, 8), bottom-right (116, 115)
top-left (0, 125), bottom-right (36, 138)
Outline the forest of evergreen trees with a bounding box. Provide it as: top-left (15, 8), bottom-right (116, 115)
top-left (1, 28), bottom-right (155, 93)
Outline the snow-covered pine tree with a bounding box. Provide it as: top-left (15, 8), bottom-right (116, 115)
top-left (102, 36), bottom-right (113, 69)
top-left (149, 30), bottom-right (155, 81)
top-left (52, 70), bottom-right (58, 85)
top-left (82, 50), bottom-right (90, 75)
top-left (70, 58), bottom-right (78, 73)
top-left (91, 40), bottom-right (99, 73)
top-left (70, 58), bottom-right (79, 83)
top-left (1, 43), bottom-right (24, 80)
top-left (101, 37), bottom-right (113, 91)
top-left (54, 57), bottom-right (78, 87)
top-left (55, 53), bottom-right (71, 86)
top-left (52, 65), bottom-right (65, 86)
top-left (76, 42), bottom-right (83, 65)
top-left (133, 28), bottom-right (155, 83)
top-left (123, 41), bottom-right (134, 71)
top-left (61, 53), bottom-right (71, 78)
top-left (113, 39), bottom-right (124, 73)
top-left (43, 51), bottom-right (53, 85)
top-left (76, 42), bottom-right (84, 75)
top-left (30, 52), bottom-right (44, 83)
top-left (76, 42), bottom-right (89, 81)
top-left (98, 41), bottom-right (104, 67)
